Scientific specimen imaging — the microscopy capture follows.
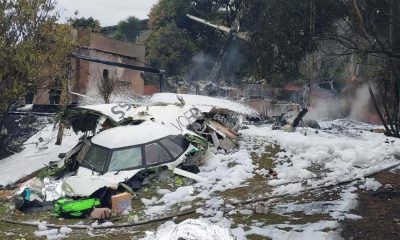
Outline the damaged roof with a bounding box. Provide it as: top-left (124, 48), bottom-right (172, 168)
top-left (92, 122), bottom-right (182, 149)
top-left (79, 103), bottom-right (138, 123)
top-left (64, 93), bottom-right (258, 135)
top-left (150, 93), bottom-right (258, 115)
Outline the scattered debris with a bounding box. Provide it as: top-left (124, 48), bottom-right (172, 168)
top-left (244, 202), bottom-right (270, 214)
top-left (53, 198), bottom-right (101, 218)
top-left (372, 128), bottom-right (385, 134)
top-left (143, 219), bottom-right (236, 240)
top-left (6, 93), bottom-right (257, 226)
top-left (301, 119), bottom-right (321, 129)
top-left (6, 90), bottom-right (399, 240)
top-left (111, 192), bottom-right (132, 215)
top-left (292, 108), bottom-right (308, 128)
top-left (272, 108), bottom-right (319, 132)
top-left (90, 208), bottom-right (111, 220)
top-left (173, 168), bottom-right (207, 182)
top-left (59, 122), bottom-right (207, 197)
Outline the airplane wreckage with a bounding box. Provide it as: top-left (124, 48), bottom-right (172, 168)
top-left (8, 14), bottom-right (312, 222)
top-left (12, 93), bottom-right (259, 219)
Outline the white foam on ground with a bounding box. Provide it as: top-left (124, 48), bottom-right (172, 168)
top-left (142, 219), bottom-right (236, 240)
top-left (240, 119), bottom-right (400, 195)
top-left (363, 178), bottom-right (382, 191)
top-left (143, 149), bottom-right (255, 217)
top-left (34, 224), bottom-right (72, 240)
top-left (0, 124), bottom-right (81, 186)
top-left (4, 117), bottom-right (397, 240)
top-left (242, 221), bottom-right (343, 240)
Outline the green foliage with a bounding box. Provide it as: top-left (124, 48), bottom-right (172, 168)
top-left (145, 0), bottom-right (238, 76)
top-left (61, 109), bottom-right (101, 134)
top-left (114, 16), bottom-right (142, 42)
top-left (0, 0), bottom-right (77, 148)
top-left (145, 0), bottom-right (347, 82)
top-left (146, 22), bottom-right (198, 75)
top-left (146, 0), bottom-right (194, 75)
top-left (68, 16), bottom-right (101, 33)
top-left (242, 0), bottom-right (345, 82)
top-left (148, 0), bottom-right (192, 30)
top-left (1, 0), bottom-right (70, 108)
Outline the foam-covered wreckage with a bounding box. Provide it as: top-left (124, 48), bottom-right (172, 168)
top-left (143, 219), bottom-right (236, 240)
top-left (272, 108), bottom-right (321, 132)
top-left (13, 122), bottom-right (208, 217)
top-left (62, 122), bottom-right (207, 197)
top-left (12, 94), bottom-right (258, 218)
top-left (63, 93), bottom-right (257, 152)
top-left (188, 107), bottom-right (242, 150)
top-left (164, 76), bottom-right (243, 99)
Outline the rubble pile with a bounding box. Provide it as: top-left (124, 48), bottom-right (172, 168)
top-left (165, 76), bottom-right (243, 99)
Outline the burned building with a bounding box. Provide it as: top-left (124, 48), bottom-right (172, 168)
top-left (34, 28), bottom-right (146, 104)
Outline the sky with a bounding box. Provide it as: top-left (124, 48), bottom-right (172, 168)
top-left (56, 0), bottom-right (159, 26)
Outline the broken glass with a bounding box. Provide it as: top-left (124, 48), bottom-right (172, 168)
top-left (81, 145), bottom-right (109, 173)
top-left (145, 143), bottom-right (172, 165)
top-left (160, 139), bottom-right (184, 158)
top-left (108, 147), bottom-right (142, 171)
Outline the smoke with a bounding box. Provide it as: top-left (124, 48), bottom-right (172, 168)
top-left (183, 52), bottom-right (216, 82)
top-left (306, 97), bottom-right (348, 120)
top-left (349, 84), bottom-right (372, 121)
top-left (184, 42), bottom-right (245, 85)
top-left (306, 84), bottom-right (378, 123)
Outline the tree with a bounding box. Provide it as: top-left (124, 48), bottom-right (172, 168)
top-left (145, 0), bottom-right (343, 82)
top-left (323, 0), bottom-right (400, 137)
top-left (148, 0), bottom-right (192, 30)
top-left (145, 0), bottom-right (238, 76)
top-left (114, 16), bottom-right (142, 42)
top-left (241, 0), bottom-right (344, 83)
top-left (145, 0), bottom-right (346, 84)
top-left (0, 0), bottom-right (77, 148)
top-left (97, 70), bottom-right (115, 104)
top-left (146, 22), bottom-right (198, 76)
top-left (68, 16), bottom-right (101, 33)
top-left (146, 0), bottom-right (195, 75)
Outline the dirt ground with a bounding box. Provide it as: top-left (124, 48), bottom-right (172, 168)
top-left (341, 169), bottom-right (400, 240)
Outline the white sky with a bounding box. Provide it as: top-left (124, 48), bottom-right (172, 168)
top-left (56, 0), bottom-right (159, 26)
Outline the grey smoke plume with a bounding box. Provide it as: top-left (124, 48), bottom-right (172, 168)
top-left (306, 84), bottom-right (376, 122)
top-left (184, 43), bottom-right (245, 85)
top-left (349, 84), bottom-right (371, 121)
top-left (306, 97), bottom-right (348, 120)
top-left (183, 52), bottom-right (216, 82)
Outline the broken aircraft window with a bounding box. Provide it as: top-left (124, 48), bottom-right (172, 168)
top-left (108, 147), bottom-right (142, 171)
top-left (145, 143), bottom-right (172, 165)
top-left (169, 135), bottom-right (190, 150)
top-left (81, 145), bottom-right (109, 173)
top-left (160, 139), bottom-right (184, 158)
top-left (76, 141), bottom-right (91, 163)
